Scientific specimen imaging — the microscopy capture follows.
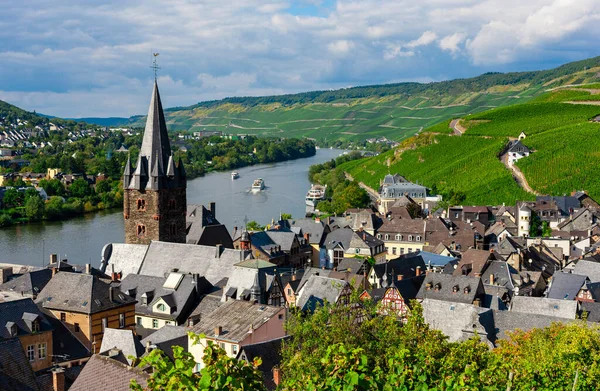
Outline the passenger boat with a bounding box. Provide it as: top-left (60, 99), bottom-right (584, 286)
top-left (305, 184), bottom-right (327, 206)
top-left (231, 171), bottom-right (239, 179)
top-left (251, 178), bottom-right (265, 192)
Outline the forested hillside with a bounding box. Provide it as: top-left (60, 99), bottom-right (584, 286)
top-left (341, 87), bottom-right (600, 205)
top-left (119, 56), bottom-right (600, 143)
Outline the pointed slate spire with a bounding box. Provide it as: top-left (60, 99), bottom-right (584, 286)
top-left (251, 271), bottom-right (261, 303)
top-left (166, 154), bottom-right (175, 177)
top-left (123, 154), bottom-right (133, 188)
top-left (129, 154), bottom-right (147, 190)
top-left (178, 157), bottom-right (186, 178)
top-left (139, 81), bottom-right (171, 185)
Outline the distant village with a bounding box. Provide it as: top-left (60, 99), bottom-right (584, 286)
top-left (2, 82), bottom-right (600, 391)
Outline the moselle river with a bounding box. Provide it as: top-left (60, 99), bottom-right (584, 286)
top-left (0, 149), bottom-right (343, 267)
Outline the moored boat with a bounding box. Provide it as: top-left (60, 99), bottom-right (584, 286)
top-left (305, 184), bottom-right (327, 206)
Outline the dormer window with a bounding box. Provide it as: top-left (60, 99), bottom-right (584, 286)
top-left (6, 322), bottom-right (17, 337)
top-left (31, 319), bottom-right (40, 333)
top-left (157, 303), bottom-right (166, 312)
top-left (416, 236), bottom-right (421, 242)
top-left (141, 296), bottom-right (147, 306)
top-left (395, 234), bottom-right (400, 240)
top-left (408, 235), bottom-right (413, 241)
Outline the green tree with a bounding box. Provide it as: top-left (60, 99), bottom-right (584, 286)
top-left (246, 221), bottom-right (264, 231)
top-left (39, 179), bottom-right (65, 197)
top-left (131, 333), bottom-right (265, 391)
top-left (25, 196), bottom-right (45, 221)
top-left (281, 213), bottom-right (292, 220)
top-left (2, 188), bottom-right (24, 208)
top-left (69, 178), bottom-right (92, 198)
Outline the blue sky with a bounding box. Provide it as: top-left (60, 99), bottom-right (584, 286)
top-left (1, 0), bottom-right (599, 118)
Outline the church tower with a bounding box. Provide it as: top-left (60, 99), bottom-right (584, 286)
top-left (122, 82), bottom-right (187, 244)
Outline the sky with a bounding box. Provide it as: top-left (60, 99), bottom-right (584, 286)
top-left (1, 0), bottom-right (599, 118)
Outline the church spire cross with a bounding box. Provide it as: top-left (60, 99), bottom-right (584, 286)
top-left (151, 52), bottom-right (160, 81)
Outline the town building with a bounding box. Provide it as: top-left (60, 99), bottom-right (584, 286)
top-left (322, 227), bottom-right (386, 269)
top-left (122, 81), bottom-right (187, 245)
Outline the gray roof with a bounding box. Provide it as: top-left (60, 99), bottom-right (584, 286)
top-left (0, 338), bottom-right (39, 391)
top-left (416, 273), bottom-right (483, 304)
top-left (296, 267), bottom-right (332, 292)
top-left (572, 259), bottom-right (600, 283)
top-left (296, 275), bottom-right (349, 311)
top-left (380, 181), bottom-right (427, 198)
top-left (141, 325), bottom-right (188, 362)
top-left (371, 255), bottom-right (426, 282)
top-left (191, 300), bottom-right (284, 343)
top-left (481, 260), bottom-right (516, 291)
top-left (99, 328), bottom-right (144, 365)
top-left (0, 298), bottom-right (52, 339)
top-left (238, 336), bottom-right (289, 390)
top-left (421, 299), bottom-right (492, 343)
top-left (492, 310), bottom-right (576, 342)
top-left (510, 296), bottom-right (577, 319)
top-left (324, 227), bottom-right (354, 250)
top-left (266, 231), bottom-right (298, 252)
top-left (337, 258), bottom-right (369, 274)
top-left (546, 272), bottom-right (588, 300)
top-left (138, 241), bottom-right (249, 285)
top-left (0, 269), bottom-right (53, 297)
top-left (186, 204), bottom-right (233, 247)
top-left (580, 301), bottom-right (600, 322)
top-left (118, 273), bottom-right (205, 323)
top-left (286, 218), bottom-right (328, 245)
top-left (221, 265), bottom-right (278, 302)
top-left (69, 354), bottom-right (149, 391)
top-left (100, 243), bottom-right (148, 278)
top-left (36, 272), bottom-right (136, 314)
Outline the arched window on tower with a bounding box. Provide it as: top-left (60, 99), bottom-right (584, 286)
top-left (137, 224), bottom-right (146, 237)
top-left (168, 199), bottom-right (177, 210)
top-left (169, 223), bottom-right (177, 235)
top-left (137, 199), bottom-right (146, 211)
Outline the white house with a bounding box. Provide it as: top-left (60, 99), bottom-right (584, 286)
top-left (507, 140), bottom-right (530, 165)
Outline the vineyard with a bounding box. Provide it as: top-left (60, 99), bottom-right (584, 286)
top-left (114, 56), bottom-right (600, 143)
top-left (341, 88), bottom-right (600, 205)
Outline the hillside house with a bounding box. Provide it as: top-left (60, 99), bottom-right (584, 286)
top-left (507, 140), bottom-right (530, 165)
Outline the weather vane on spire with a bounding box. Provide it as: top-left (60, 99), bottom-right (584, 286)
top-left (151, 52), bottom-right (160, 81)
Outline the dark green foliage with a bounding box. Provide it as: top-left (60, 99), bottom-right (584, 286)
top-left (130, 333), bottom-right (265, 391)
top-left (24, 196), bottom-right (45, 221)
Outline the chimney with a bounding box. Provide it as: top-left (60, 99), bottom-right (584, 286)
top-left (397, 274), bottom-right (403, 281)
top-left (209, 202), bottom-right (216, 218)
top-left (85, 263), bottom-right (91, 274)
top-left (52, 267), bottom-right (58, 277)
top-left (50, 254), bottom-right (58, 264)
top-left (52, 367), bottom-right (65, 391)
top-left (415, 266), bottom-right (421, 276)
top-left (291, 273), bottom-right (296, 282)
top-left (145, 341), bottom-right (153, 354)
top-left (109, 287), bottom-right (115, 302)
top-left (327, 216), bottom-right (331, 225)
top-left (304, 233), bottom-right (310, 242)
top-left (273, 367), bottom-right (281, 386)
top-left (489, 273), bottom-right (495, 285)
top-left (214, 326), bottom-right (222, 336)
top-left (0, 267), bottom-right (13, 284)
top-left (215, 244), bottom-right (223, 258)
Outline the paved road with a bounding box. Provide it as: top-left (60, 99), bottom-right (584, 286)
top-left (449, 119), bottom-right (465, 136)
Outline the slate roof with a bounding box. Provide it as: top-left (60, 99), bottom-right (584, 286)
top-left (337, 258), bottom-right (369, 274)
top-left (546, 272), bottom-right (587, 300)
top-left (221, 266), bottom-right (278, 302)
top-left (572, 259), bottom-right (600, 283)
top-left (371, 254), bottom-right (426, 281)
top-left (324, 227), bottom-right (354, 250)
top-left (580, 301), bottom-right (600, 322)
top-left (421, 298), bottom-right (492, 343)
top-left (510, 296), bottom-right (577, 319)
top-left (238, 336), bottom-right (289, 391)
top-left (285, 218), bottom-right (328, 245)
top-left (265, 230), bottom-right (298, 252)
top-left (481, 260), bottom-right (516, 291)
top-left (191, 300), bottom-right (283, 343)
top-left (69, 354), bottom-right (149, 391)
top-left (137, 241), bottom-right (250, 285)
top-left (141, 325), bottom-right (188, 362)
top-left (99, 328), bottom-right (145, 365)
top-left (491, 310), bottom-right (575, 342)
top-left (0, 338), bottom-right (39, 391)
top-left (416, 274), bottom-right (483, 304)
top-left (39, 307), bottom-right (90, 361)
top-left (0, 298), bottom-right (53, 338)
top-left (378, 216), bottom-right (425, 235)
top-left (296, 267), bottom-right (332, 291)
top-left (100, 243), bottom-right (148, 278)
top-left (417, 251), bottom-right (459, 268)
top-left (296, 275), bottom-right (349, 311)
top-left (36, 272), bottom-right (136, 314)
top-left (537, 196), bottom-right (580, 216)
top-left (0, 269), bottom-right (53, 298)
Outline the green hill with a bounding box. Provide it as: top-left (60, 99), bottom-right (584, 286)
top-left (121, 56), bottom-right (600, 143)
top-left (341, 87), bottom-right (600, 205)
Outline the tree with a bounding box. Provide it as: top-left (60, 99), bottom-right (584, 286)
top-left (246, 221), bottom-right (264, 231)
top-left (25, 196), bottom-right (45, 221)
top-left (24, 187), bottom-right (40, 200)
top-left (69, 178), bottom-right (92, 198)
top-left (281, 213), bottom-right (292, 220)
top-left (130, 333), bottom-right (266, 391)
top-left (2, 188), bottom-right (24, 208)
top-left (39, 179), bottom-right (65, 197)
top-left (95, 179), bottom-right (112, 194)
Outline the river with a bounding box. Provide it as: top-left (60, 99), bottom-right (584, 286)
top-left (0, 149), bottom-right (342, 267)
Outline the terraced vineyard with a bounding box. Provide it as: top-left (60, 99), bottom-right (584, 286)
top-left (342, 87), bottom-right (600, 205)
top-left (120, 56), bottom-right (600, 143)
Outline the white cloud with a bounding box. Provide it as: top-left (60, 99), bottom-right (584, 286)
top-left (0, 0), bottom-right (599, 116)
top-left (439, 33), bottom-right (466, 55)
